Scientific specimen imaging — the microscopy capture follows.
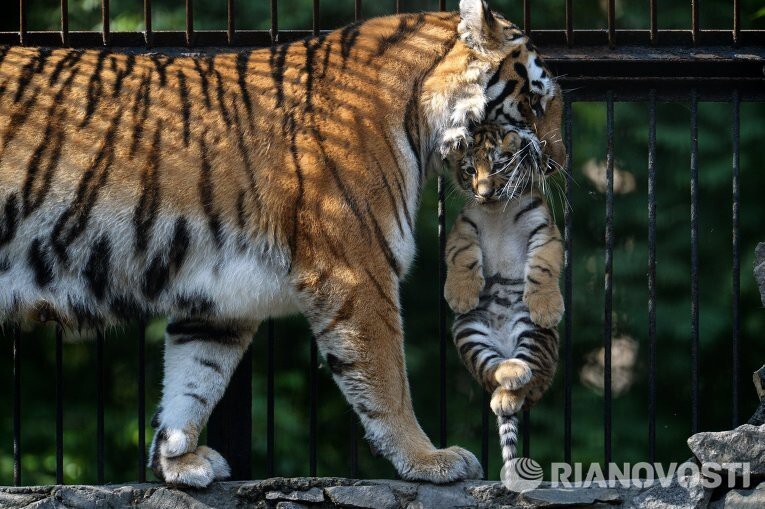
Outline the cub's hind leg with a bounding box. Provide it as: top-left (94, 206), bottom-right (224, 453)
top-left (149, 319), bottom-right (258, 488)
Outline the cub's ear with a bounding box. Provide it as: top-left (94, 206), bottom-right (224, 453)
top-left (458, 0), bottom-right (501, 49)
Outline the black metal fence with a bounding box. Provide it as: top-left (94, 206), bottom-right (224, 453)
top-left (2, 0), bottom-right (765, 487)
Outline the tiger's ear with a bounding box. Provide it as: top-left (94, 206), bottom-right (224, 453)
top-left (458, 0), bottom-right (502, 49)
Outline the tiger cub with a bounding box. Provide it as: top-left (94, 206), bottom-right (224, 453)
top-left (445, 122), bottom-right (563, 472)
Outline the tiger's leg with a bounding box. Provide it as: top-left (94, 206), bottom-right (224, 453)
top-left (149, 319), bottom-right (258, 487)
top-left (523, 218), bottom-right (564, 328)
top-left (444, 211), bottom-right (484, 314)
top-left (299, 270), bottom-right (482, 483)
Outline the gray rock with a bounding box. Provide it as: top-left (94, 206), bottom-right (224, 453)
top-left (413, 482), bottom-right (486, 509)
top-left (325, 484), bottom-right (399, 509)
top-left (709, 482), bottom-right (765, 509)
top-left (756, 242), bottom-right (765, 306)
top-left (266, 487), bottom-right (324, 503)
top-left (519, 486), bottom-right (621, 507)
top-left (276, 502), bottom-right (313, 509)
top-left (687, 424), bottom-right (765, 474)
top-left (632, 474), bottom-right (711, 509)
top-left (144, 487), bottom-right (213, 509)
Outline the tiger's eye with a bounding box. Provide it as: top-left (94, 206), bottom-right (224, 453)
top-left (463, 167), bottom-right (477, 177)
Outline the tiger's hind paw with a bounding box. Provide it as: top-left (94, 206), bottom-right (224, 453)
top-left (490, 387), bottom-right (525, 415)
top-left (494, 359), bottom-right (532, 390)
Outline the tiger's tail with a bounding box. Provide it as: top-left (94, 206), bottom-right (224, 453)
top-left (497, 412), bottom-right (520, 470)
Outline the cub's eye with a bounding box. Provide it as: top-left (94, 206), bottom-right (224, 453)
top-left (463, 166), bottom-right (476, 177)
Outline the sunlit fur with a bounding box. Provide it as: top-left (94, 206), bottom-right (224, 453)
top-left (0, 0), bottom-right (564, 487)
top-left (446, 122), bottom-right (563, 475)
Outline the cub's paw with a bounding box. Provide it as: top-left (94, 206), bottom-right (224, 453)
top-left (523, 287), bottom-right (564, 329)
top-left (153, 446), bottom-right (230, 488)
top-left (445, 272), bottom-right (484, 314)
top-left (494, 359), bottom-right (532, 390)
top-left (401, 446), bottom-right (483, 484)
top-left (440, 127), bottom-right (472, 159)
top-left (490, 387), bottom-right (525, 415)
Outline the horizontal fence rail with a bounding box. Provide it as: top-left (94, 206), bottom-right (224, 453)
top-left (2, 0), bottom-right (764, 487)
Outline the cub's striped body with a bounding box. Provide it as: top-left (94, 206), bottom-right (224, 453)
top-left (1, 0), bottom-right (564, 487)
top-left (446, 122), bottom-right (563, 474)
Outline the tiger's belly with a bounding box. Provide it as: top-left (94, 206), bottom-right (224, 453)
top-left (0, 207), bottom-right (299, 325)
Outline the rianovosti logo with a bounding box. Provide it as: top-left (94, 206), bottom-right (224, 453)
top-left (500, 459), bottom-right (751, 492)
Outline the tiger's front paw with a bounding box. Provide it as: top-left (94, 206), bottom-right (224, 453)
top-left (494, 359), bottom-right (532, 390)
top-left (445, 271), bottom-right (484, 314)
top-left (523, 287), bottom-right (564, 329)
top-left (401, 446), bottom-right (483, 483)
top-left (490, 387), bottom-right (526, 415)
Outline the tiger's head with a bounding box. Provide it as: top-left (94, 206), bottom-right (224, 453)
top-left (423, 1), bottom-right (565, 176)
top-left (455, 122), bottom-right (555, 204)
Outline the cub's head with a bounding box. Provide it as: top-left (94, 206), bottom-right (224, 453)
top-left (455, 122), bottom-right (555, 204)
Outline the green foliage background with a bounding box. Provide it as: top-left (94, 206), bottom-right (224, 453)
top-left (1, 0), bottom-right (764, 486)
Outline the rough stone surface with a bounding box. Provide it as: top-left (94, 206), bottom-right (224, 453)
top-left (709, 482), bottom-right (765, 509)
top-left (687, 424), bottom-right (765, 474)
top-left (325, 484), bottom-right (399, 509)
top-left (632, 474), bottom-right (711, 509)
top-left (755, 242), bottom-right (765, 306)
top-left (519, 486), bottom-right (621, 507)
top-left (266, 487), bottom-right (324, 503)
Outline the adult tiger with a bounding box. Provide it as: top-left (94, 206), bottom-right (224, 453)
top-left (0, 0), bottom-right (563, 487)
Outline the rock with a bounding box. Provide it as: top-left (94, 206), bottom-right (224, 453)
top-left (145, 488), bottom-right (213, 509)
top-left (687, 424), bottom-right (765, 474)
top-left (519, 486), bottom-right (621, 507)
top-left (632, 474), bottom-right (711, 509)
top-left (276, 502), bottom-right (313, 509)
top-left (325, 484), bottom-right (399, 509)
top-left (755, 243), bottom-right (765, 305)
top-left (709, 482), bottom-right (765, 509)
top-left (266, 487), bottom-right (324, 503)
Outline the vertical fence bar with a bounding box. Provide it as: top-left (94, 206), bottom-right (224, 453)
top-left (102, 0), bottom-right (110, 46)
top-left (56, 325), bottom-right (64, 484)
top-left (270, 0), bottom-right (278, 44)
top-left (690, 89), bottom-right (700, 435)
top-left (308, 0), bottom-right (320, 478)
top-left (185, 0), bottom-right (194, 46)
top-left (650, 0), bottom-right (657, 45)
top-left (266, 320), bottom-right (275, 477)
top-left (563, 98), bottom-right (573, 465)
top-left (565, 0), bottom-right (573, 46)
top-left (481, 393), bottom-right (489, 479)
top-left (61, 0), bottom-right (69, 46)
top-left (437, 0), bottom-right (447, 449)
top-left (438, 175), bottom-right (447, 449)
top-left (19, 0), bottom-right (27, 46)
top-left (355, 0), bottom-right (362, 20)
top-left (522, 409), bottom-right (530, 458)
top-left (691, 0), bottom-right (699, 45)
top-left (13, 327), bottom-right (21, 486)
top-left (647, 90), bottom-right (657, 464)
top-left (733, 0), bottom-right (740, 46)
top-left (731, 90), bottom-right (740, 427)
top-left (523, 0), bottom-right (531, 33)
top-left (137, 324), bottom-right (146, 483)
top-left (395, 0), bottom-right (401, 13)
top-left (607, 0), bottom-right (615, 47)
top-left (309, 339), bottom-right (318, 476)
top-left (96, 330), bottom-right (105, 484)
top-left (227, 0), bottom-right (235, 45)
top-left (604, 92), bottom-right (614, 465)
top-left (144, 0), bottom-right (152, 47)
top-left (350, 415), bottom-right (358, 478)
